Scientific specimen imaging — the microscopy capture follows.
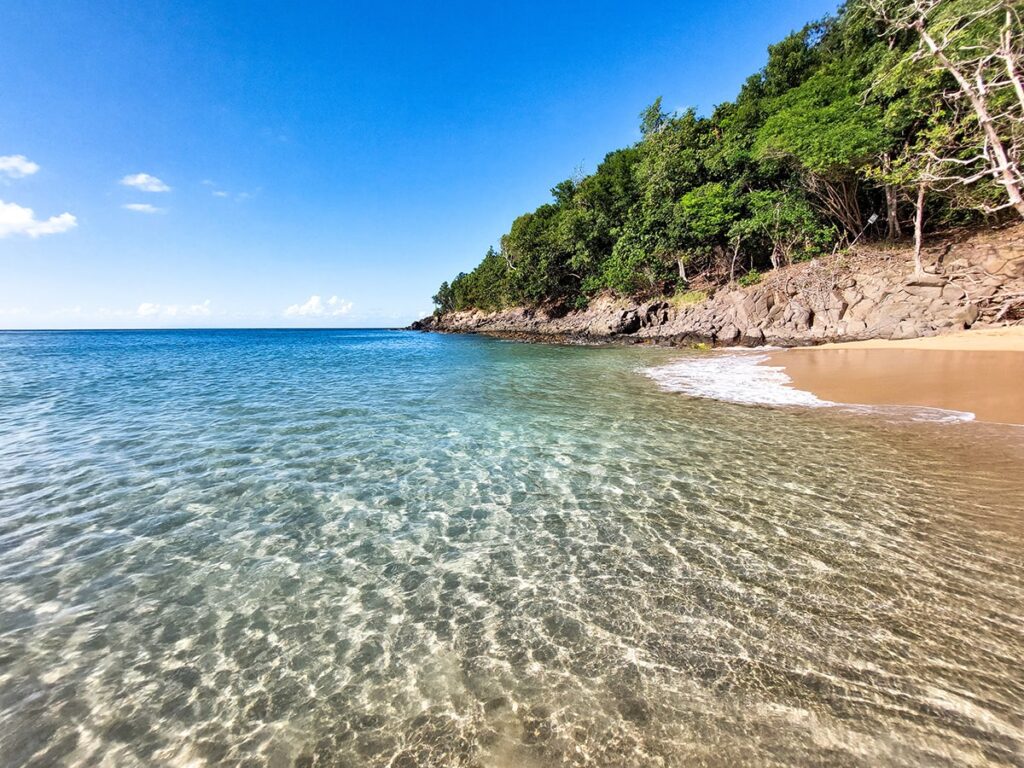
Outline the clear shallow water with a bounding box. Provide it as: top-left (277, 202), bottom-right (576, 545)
top-left (0, 330), bottom-right (1022, 768)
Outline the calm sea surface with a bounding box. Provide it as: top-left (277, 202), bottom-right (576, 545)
top-left (0, 330), bottom-right (1021, 767)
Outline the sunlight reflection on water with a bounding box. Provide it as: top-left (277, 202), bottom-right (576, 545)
top-left (0, 330), bottom-right (1021, 767)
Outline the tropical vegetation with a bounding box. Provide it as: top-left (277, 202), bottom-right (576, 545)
top-left (434, 0), bottom-right (1024, 314)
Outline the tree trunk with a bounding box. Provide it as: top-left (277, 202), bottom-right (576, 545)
top-left (882, 153), bottom-right (901, 239)
top-left (913, 182), bottom-right (926, 275)
top-left (711, 244), bottom-right (727, 278)
top-left (677, 257), bottom-right (687, 283)
top-left (843, 179), bottom-right (863, 234)
top-left (999, 10), bottom-right (1024, 114)
top-left (886, 184), bottom-right (902, 239)
top-left (806, 174), bottom-right (863, 235)
top-left (729, 239), bottom-right (742, 284)
top-left (916, 22), bottom-right (1024, 219)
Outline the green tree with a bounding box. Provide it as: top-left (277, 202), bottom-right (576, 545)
top-left (732, 190), bottom-right (836, 269)
top-left (756, 66), bottom-right (890, 234)
top-left (430, 0), bottom-right (1018, 315)
top-left (432, 281), bottom-right (454, 314)
top-left (672, 182), bottom-right (744, 281)
top-left (502, 205), bottom-right (574, 304)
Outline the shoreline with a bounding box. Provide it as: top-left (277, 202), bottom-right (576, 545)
top-left (413, 223), bottom-right (1024, 349)
top-left (765, 327), bottom-right (1024, 426)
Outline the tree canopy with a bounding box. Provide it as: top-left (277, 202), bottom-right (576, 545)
top-left (434, 0), bottom-right (1023, 314)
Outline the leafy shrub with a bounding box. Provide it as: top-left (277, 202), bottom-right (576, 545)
top-left (738, 269), bottom-right (762, 287)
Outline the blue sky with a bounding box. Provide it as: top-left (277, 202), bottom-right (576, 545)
top-left (0, 0), bottom-right (838, 329)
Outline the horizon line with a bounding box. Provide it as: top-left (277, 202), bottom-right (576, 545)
top-left (0, 326), bottom-right (408, 333)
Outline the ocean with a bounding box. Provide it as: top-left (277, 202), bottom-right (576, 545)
top-left (0, 329), bottom-right (1021, 767)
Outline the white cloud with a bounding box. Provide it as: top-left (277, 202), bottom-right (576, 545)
top-left (327, 295), bottom-right (353, 313)
top-left (202, 179), bottom-right (228, 197)
top-left (0, 155), bottom-right (40, 179)
top-left (284, 294), bottom-right (353, 317)
top-left (203, 179), bottom-right (256, 200)
top-left (137, 299), bottom-right (212, 319)
top-left (180, 300), bottom-right (213, 317)
top-left (122, 203), bottom-right (164, 214)
top-left (0, 199), bottom-right (77, 238)
top-left (120, 173), bottom-right (170, 192)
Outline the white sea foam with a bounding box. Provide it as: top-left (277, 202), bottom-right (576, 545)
top-left (644, 351), bottom-right (831, 408)
top-left (644, 351), bottom-right (975, 422)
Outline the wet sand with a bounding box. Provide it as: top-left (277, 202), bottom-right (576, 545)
top-left (766, 327), bottom-right (1024, 425)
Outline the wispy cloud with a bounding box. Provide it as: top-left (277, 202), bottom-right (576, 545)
top-left (284, 295), bottom-right (353, 317)
top-left (122, 203), bottom-right (164, 214)
top-left (120, 173), bottom-right (170, 192)
top-left (137, 300), bottom-right (212, 319)
top-left (202, 178), bottom-right (258, 201)
top-left (0, 155), bottom-right (40, 179)
top-left (0, 199), bottom-right (77, 238)
top-left (201, 179), bottom-right (223, 196)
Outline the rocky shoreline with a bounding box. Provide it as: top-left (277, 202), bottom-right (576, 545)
top-left (411, 225), bottom-right (1024, 347)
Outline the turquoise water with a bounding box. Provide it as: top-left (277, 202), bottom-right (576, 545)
top-left (0, 330), bottom-right (1022, 767)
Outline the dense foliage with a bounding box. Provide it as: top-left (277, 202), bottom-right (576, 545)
top-left (434, 0), bottom-right (1023, 313)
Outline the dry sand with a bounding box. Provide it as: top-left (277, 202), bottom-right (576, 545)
top-left (766, 327), bottom-right (1024, 425)
top-left (809, 325), bottom-right (1024, 352)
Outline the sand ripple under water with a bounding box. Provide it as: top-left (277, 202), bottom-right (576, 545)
top-left (0, 331), bottom-right (1021, 767)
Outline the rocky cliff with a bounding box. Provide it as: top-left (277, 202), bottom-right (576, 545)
top-left (411, 225), bottom-right (1024, 346)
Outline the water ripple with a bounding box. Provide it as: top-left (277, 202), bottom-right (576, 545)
top-left (0, 330), bottom-right (1021, 767)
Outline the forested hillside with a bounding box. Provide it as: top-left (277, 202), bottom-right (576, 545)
top-left (432, 0), bottom-right (1024, 314)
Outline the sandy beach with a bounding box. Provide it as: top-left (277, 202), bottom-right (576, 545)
top-left (766, 327), bottom-right (1024, 425)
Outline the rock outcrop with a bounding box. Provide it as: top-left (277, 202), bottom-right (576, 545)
top-left (411, 225), bottom-right (1024, 346)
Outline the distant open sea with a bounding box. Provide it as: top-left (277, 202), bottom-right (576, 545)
top-left (0, 329), bottom-right (1022, 767)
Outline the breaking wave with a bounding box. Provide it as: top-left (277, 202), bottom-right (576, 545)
top-left (643, 351), bottom-right (975, 423)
